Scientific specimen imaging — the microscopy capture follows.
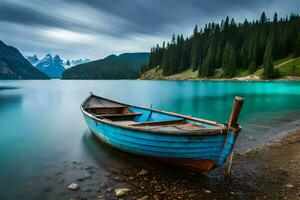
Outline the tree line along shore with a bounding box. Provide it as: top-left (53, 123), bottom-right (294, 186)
top-left (143, 12), bottom-right (300, 80)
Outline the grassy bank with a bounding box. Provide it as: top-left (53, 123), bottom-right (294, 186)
top-left (140, 56), bottom-right (300, 80)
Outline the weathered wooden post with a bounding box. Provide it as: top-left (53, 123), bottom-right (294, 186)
top-left (225, 96), bottom-right (245, 181)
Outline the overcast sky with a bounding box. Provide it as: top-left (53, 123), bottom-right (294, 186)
top-left (1, 0), bottom-right (300, 60)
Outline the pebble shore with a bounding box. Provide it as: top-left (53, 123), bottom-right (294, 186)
top-left (35, 129), bottom-right (300, 200)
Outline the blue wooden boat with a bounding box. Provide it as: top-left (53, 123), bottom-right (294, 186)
top-left (81, 93), bottom-right (244, 172)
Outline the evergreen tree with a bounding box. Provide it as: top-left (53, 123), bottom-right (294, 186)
top-left (180, 38), bottom-right (192, 71)
top-left (146, 12), bottom-right (300, 79)
top-left (263, 39), bottom-right (278, 79)
top-left (248, 60), bottom-right (257, 73)
top-left (248, 33), bottom-right (258, 72)
top-left (200, 45), bottom-right (215, 77)
top-left (193, 25), bottom-right (198, 36)
top-left (293, 33), bottom-right (300, 58)
top-left (191, 38), bottom-right (200, 71)
top-left (260, 12), bottom-right (267, 24)
top-left (222, 42), bottom-right (236, 77)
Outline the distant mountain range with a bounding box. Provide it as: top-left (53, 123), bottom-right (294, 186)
top-left (26, 54), bottom-right (90, 78)
top-left (0, 40), bottom-right (148, 80)
top-left (62, 52), bottom-right (149, 79)
top-left (0, 40), bottom-right (49, 79)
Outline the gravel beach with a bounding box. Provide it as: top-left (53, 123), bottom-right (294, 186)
top-left (33, 129), bottom-right (300, 200)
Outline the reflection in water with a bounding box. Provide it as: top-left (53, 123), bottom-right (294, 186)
top-left (0, 80), bottom-right (299, 199)
top-left (0, 93), bottom-right (22, 108)
top-left (81, 130), bottom-right (161, 172)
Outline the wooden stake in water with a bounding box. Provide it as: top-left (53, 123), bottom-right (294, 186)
top-left (225, 96), bottom-right (245, 182)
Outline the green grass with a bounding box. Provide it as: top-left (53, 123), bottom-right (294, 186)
top-left (277, 57), bottom-right (300, 77)
top-left (235, 69), bottom-right (250, 77)
top-left (274, 55), bottom-right (293, 66)
top-left (140, 66), bottom-right (164, 79)
top-left (140, 55), bottom-right (300, 80)
top-left (167, 68), bottom-right (198, 79)
top-left (211, 68), bottom-right (224, 78)
top-left (254, 55), bottom-right (295, 77)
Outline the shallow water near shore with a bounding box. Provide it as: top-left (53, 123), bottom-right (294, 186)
top-left (0, 80), bottom-right (300, 199)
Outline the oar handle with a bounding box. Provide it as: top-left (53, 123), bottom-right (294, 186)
top-left (227, 96), bottom-right (244, 130)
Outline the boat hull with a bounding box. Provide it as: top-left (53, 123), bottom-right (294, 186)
top-left (82, 113), bottom-right (236, 172)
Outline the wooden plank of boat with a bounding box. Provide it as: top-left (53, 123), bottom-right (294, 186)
top-left (95, 113), bottom-right (142, 118)
top-left (131, 119), bottom-right (186, 126)
top-left (80, 93), bottom-right (245, 172)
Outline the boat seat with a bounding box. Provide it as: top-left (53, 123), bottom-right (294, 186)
top-left (131, 119), bottom-right (186, 126)
top-left (115, 120), bottom-right (139, 126)
top-left (95, 112), bottom-right (142, 119)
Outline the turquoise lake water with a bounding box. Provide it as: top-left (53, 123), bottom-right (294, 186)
top-left (0, 80), bottom-right (300, 199)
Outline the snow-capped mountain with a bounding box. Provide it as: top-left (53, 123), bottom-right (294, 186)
top-left (33, 54), bottom-right (65, 79)
top-left (26, 54), bottom-right (90, 78)
top-left (26, 55), bottom-right (39, 66)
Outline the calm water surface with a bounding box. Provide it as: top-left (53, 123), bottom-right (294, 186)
top-left (0, 80), bottom-right (300, 199)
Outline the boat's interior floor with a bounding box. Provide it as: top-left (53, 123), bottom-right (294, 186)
top-left (84, 97), bottom-right (224, 132)
top-left (85, 107), bottom-right (220, 132)
top-left (114, 120), bottom-right (206, 131)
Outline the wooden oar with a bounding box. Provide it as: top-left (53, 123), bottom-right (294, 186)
top-left (225, 96), bottom-right (245, 182)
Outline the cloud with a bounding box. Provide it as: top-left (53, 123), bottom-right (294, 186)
top-left (42, 28), bottom-right (96, 44)
top-left (0, 0), bottom-right (299, 59)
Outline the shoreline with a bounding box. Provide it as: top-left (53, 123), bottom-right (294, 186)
top-left (104, 129), bottom-right (300, 200)
top-left (139, 76), bottom-right (300, 82)
top-left (36, 128), bottom-right (300, 200)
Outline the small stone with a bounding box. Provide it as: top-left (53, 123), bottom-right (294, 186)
top-left (286, 183), bottom-right (294, 188)
top-left (230, 191), bottom-right (235, 195)
top-left (137, 169), bottom-right (149, 176)
top-left (114, 176), bottom-right (122, 181)
top-left (129, 176), bottom-right (135, 180)
top-left (204, 189), bottom-right (211, 194)
top-left (137, 195), bottom-right (149, 200)
top-left (289, 160), bottom-right (295, 163)
top-left (114, 188), bottom-right (131, 197)
top-left (245, 149), bottom-right (252, 154)
top-left (153, 194), bottom-right (159, 200)
top-left (98, 195), bottom-right (104, 199)
top-left (248, 136), bottom-right (254, 140)
top-left (68, 183), bottom-right (79, 190)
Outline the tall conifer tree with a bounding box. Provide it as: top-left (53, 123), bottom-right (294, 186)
top-left (293, 33), bottom-right (300, 58)
top-left (263, 39), bottom-right (277, 79)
